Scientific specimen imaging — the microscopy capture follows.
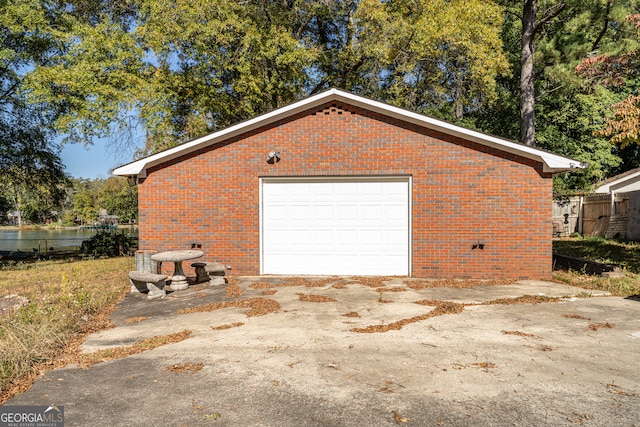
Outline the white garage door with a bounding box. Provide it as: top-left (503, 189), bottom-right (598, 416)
top-left (261, 178), bottom-right (410, 275)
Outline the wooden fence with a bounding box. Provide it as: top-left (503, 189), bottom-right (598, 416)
top-left (553, 191), bottom-right (637, 239)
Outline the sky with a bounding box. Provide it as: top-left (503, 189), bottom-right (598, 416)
top-left (60, 137), bottom-right (140, 180)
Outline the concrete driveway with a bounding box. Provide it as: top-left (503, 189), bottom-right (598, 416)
top-left (6, 277), bottom-right (640, 426)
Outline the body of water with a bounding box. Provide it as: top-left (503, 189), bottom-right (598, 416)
top-left (0, 228), bottom-right (138, 253)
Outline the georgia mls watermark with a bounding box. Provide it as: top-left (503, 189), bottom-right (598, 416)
top-left (0, 406), bottom-right (64, 427)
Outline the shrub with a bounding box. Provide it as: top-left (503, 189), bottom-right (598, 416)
top-left (81, 231), bottom-right (136, 257)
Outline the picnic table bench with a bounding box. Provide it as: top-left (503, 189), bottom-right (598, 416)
top-left (128, 271), bottom-right (168, 300)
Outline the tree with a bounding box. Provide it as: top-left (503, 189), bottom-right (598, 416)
top-left (95, 177), bottom-right (138, 223)
top-left (23, 0), bottom-right (511, 154)
top-left (0, 0), bottom-right (70, 224)
top-left (473, 0), bottom-right (640, 192)
top-left (576, 14), bottom-right (640, 148)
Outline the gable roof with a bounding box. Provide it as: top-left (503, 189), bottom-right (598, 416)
top-left (594, 167), bottom-right (640, 193)
top-left (113, 88), bottom-right (587, 178)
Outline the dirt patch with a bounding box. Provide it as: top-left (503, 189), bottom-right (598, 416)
top-left (177, 298), bottom-right (280, 317)
top-left (297, 294), bottom-right (337, 303)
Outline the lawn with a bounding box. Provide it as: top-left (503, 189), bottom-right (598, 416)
top-left (0, 257), bottom-right (132, 401)
top-left (553, 236), bottom-right (640, 297)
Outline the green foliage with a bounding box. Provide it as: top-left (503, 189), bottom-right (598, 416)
top-left (70, 176), bottom-right (137, 225)
top-left (3, 0), bottom-right (640, 198)
top-left (81, 230), bottom-right (136, 257)
top-left (472, 0), bottom-right (640, 193)
top-left (19, 0), bottom-right (511, 153)
top-left (0, 0), bottom-right (70, 225)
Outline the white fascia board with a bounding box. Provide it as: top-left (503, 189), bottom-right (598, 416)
top-left (113, 88), bottom-right (586, 177)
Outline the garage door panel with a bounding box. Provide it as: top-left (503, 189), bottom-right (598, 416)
top-left (289, 229), bottom-right (311, 246)
top-left (386, 229), bottom-right (409, 246)
top-left (290, 205), bottom-right (311, 221)
top-left (335, 229), bottom-right (358, 247)
top-left (314, 205), bottom-right (334, 221)
top-left (385, 204), bottom-right (408, 222)
top-left (262, 179), bottom-right (409, 275)
top-left (337, 205), bottom-right (358, 221)
top-left (313, 229), bottom-right (335, 246)
top-left (361, 229), bottom-right (383, 246)
top-left (262, 228), bottom-right (287, 247)
top-left (361, 205), bottom-right (383, 222)
top-left (336, 182), bottom-right (358, 196)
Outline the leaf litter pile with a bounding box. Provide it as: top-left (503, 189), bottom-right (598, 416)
top-left (351, 294), bottom-right (568, 334)
top-left (80, 330), bottom-right (193, 367)
top-left (211, 322), bottom-right (244, 330)
top-left (503, 330), bottom-right (540, 339)
top-left (406, 279), bottom-right (514, 290)
top-left (225, 285), bottom-right (243, 298)
top-left (297, 293), bottom-right (337, 303)
top-left (588, 322), bottom-right (615, 331)
top-left (177, 298), bottom-right (280, 317)
top-left (249, 277), bottom-right (349, 289)
top-left (351, 301), bottom-right (464, 333)
top-left (164, 362), bottom-right (203, 374)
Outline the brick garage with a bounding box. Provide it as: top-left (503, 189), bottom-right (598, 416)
top-left (114, 89), bottom-right (584, 279)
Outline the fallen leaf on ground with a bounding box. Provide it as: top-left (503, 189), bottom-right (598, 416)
top-left (225, 285), bottom-right (243, 298)
top-left (297, 294), bottom-right (337, 303)
top-left (164, 362), bottom-right (203, 374)
top-left (177, 298), bottom-right (280, 317)
top-left (124, 316), bottom-right (148, 324)
top-left (503, 330), bottom-right (540, 339)
top-left (392, 411), bottom-right (411, 424)
top-left (211, 322), bottom-right (244, 330)
top-left (588, 322), bottom-right (615, 331)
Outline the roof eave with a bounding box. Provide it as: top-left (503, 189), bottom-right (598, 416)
top-left (113, 88), bottom-right (586, 177)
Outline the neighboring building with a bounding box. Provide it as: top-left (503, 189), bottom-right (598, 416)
top-left (593, 168), bottom-right (640, 240)
top-left (114, 89), bottom-right (585, 279)
top-left (594, 167), bottom-right (640, 194)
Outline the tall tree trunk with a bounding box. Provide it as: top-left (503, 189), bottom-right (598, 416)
top-left (520, 0), bottom-right (537, 147)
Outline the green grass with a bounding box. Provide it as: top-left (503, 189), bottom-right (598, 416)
top-left (553, 236), bottom-right (640, 273)
top-left (0, 257), bottom-right (132, 399)
top-left (553, 237), bottom-right (640, 296)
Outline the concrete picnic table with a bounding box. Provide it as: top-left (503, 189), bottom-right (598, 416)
top-left (150, 250), bottom-right (204, 290)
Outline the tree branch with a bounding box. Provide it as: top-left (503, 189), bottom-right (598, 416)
top-left (591, 0), bottom-right (612, 52)
top-left (535, 2), bottom-right (567, 32)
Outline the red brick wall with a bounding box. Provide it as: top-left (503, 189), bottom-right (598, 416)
top-left (138, 102), bottom-right (553, 279)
